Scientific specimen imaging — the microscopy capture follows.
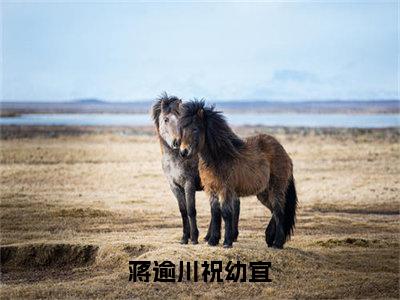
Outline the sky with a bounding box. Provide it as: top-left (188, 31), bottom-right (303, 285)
top-left (1, 1), bottom-right (398, 102)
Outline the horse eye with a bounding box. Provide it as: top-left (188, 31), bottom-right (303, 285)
top-left (164, 117), bottom-right (169, 123)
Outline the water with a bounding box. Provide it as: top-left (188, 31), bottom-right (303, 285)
top-left (0, 113), bottom-right (399, 128)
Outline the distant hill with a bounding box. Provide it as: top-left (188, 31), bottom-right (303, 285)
top-left (0, 99), bottom-right (399, 115)
top-left (73, 99), bottom-right (106, 104)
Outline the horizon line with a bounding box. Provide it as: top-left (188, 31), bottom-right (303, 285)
top-left (1, 98), bottom-right (399, 104)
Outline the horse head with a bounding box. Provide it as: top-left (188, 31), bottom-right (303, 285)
top-left (151, 92), bottom-right (182, 149)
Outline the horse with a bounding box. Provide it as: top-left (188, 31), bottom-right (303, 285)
top-left (151, 93), bottom-right (241, 245)
top-left (177, 100), bottom-right (298, 249)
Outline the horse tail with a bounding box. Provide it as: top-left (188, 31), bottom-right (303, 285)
top-left (283, 175), bottom-right (298, 241)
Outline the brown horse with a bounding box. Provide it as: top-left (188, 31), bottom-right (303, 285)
top-left (178, 100), bottom-right (298, 248)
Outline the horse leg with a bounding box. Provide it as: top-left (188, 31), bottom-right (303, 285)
top-left (184, 181), bottom-right (199, 244)
top-left (265, 215), bottom-right (276, 247)
top-left (205, 194), bottom-right (220, 241)
top-left (271, 192), bottom-right (286, 249)
top-left (221, 195), bottom-right (234, 248)
top-left (207, 194), bottom-right (222, 246)
top-left (233, 197), bottom-right (240, 242)
top-left (170, 183), bottom-right (190, 244)
top-left (257, 189), bottom-right (275, 247)
top-left (204, 220), bottom-right (212, 242)
top-left (204, 194), bottom-right (214, 242)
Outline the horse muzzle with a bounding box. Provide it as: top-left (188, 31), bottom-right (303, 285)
top-left (172, 139), bottom-right (180, 149)
top-left (179, 148), bottom-right (189, 158)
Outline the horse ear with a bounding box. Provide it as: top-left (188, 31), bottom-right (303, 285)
top-left (197, 108), bottom-right (204, 119)
top-left (151, 99), bottom-right (162, 126)
top-left (160, 98), bottom-right (169, 112)
top-left (176, 99), bottom-right (182, 109)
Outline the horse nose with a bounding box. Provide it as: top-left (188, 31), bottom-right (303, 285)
top-left (180, 148), bottom-right (188, 158)
top-left (172, 139), bottom-right (180, 149)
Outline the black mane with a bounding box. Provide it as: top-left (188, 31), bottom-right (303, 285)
top-left (180, 100), bottom-right (244, 166)
top-left (151, 92), bottom-right (181, 129)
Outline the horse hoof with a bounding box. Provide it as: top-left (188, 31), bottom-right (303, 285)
top-left (191, 240), bottom-right (198, 245)
top-left (271, 244), bottom-right (283, 250)
top-left (207, 237), bottom-right (219, 246)
top-left (180, 239), bottom-right (189, 245)
top-left (223, 244), bottom-right (233, 249)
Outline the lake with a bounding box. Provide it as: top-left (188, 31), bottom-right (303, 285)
top-left (0, 113), bottom-right (399, 128)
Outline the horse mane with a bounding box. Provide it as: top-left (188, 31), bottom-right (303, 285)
top-left (151, 92), bottom-right (182, 130)
top-left (180, 100), bottom-right (244, 165)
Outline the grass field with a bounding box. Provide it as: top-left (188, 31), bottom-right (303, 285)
top-left (1, 125), bottom-right (399, 299)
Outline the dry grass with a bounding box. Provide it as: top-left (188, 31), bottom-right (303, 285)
top-left (0, 126), bottom-right (399, 299)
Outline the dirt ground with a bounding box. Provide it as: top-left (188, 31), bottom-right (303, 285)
top-left (0, 125), bottom-right (399, 299)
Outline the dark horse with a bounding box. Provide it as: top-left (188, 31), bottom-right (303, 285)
top-left (178, 100), bottom-right (298, 248)
top-left (151, 94), bottom-right (240, 245)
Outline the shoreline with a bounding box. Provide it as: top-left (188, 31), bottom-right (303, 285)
top-left (1, 99), bottom-right (399, 115)
top-left (1, 125), bottom-right (399, 141)
top-left (1, 110), bottom-right (399, 116)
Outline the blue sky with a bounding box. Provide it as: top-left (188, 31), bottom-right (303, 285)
top-left (1, 1), bottom-right (398, 101)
